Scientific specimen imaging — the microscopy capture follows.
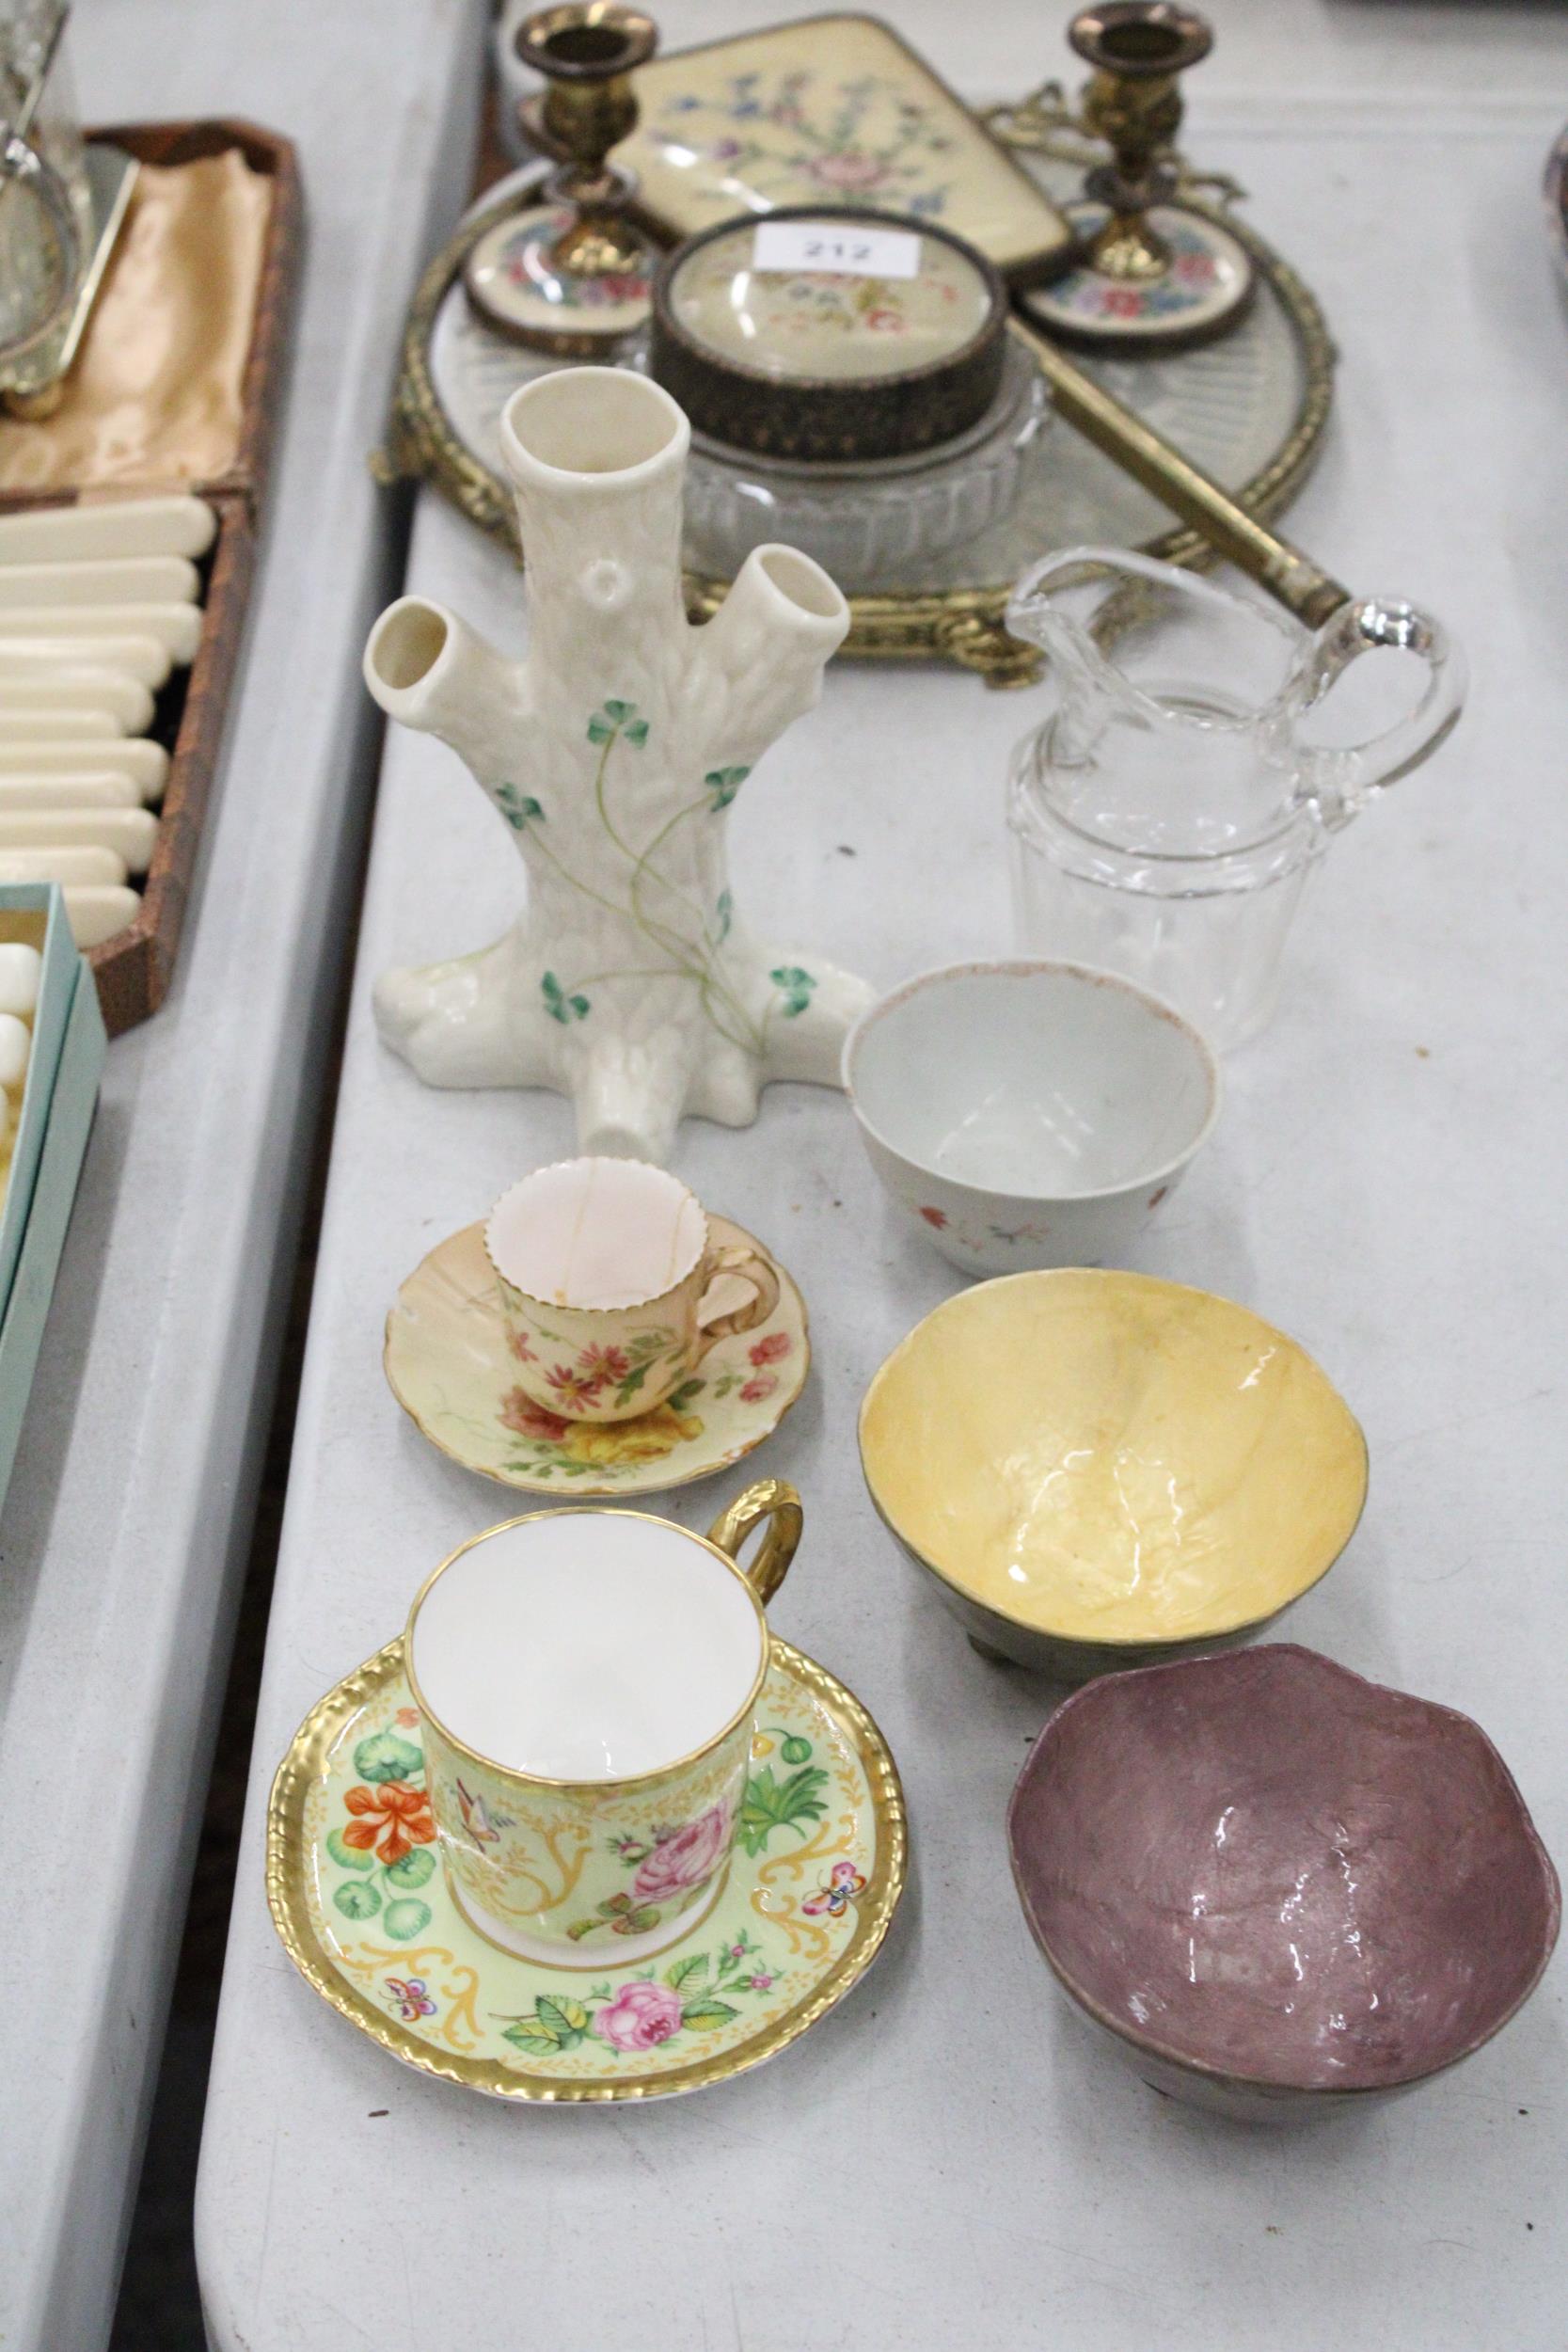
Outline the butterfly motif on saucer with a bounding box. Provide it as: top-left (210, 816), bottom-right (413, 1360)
top-left (802, 1861), bottom-right (869, 1918)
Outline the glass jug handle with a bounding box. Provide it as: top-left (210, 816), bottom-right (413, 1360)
top-left (1290, 596), bottom-right (1466, 827)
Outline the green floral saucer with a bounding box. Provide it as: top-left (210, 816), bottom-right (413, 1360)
top-left (385, 1216), bottom-right (809, 1497)
top-left (268, 1636), bottom-right (906, 2102)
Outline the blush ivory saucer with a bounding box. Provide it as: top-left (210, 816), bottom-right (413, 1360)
top-left (385, 1215), bottom-right (809, 1497)
top-left (267, 1636), bottom-right (907, 2102)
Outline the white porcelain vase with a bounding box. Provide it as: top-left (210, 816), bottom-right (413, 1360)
top-left (363, 368), bottom-right (871, 1164)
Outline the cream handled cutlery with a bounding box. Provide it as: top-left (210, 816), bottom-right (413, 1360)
top-left (0, 668), bottom-right (154, 728)
top-left (0, 493), bottom-right (221, 952)
top-left (0, 772), bottom-right (144, 812)
top-left (0, 604), bottom-right (201, 661)
top-left (0, 493), bottom-right (215, 564)
top-left (0, 705), bottom-right (125, 740)
top-left (0, 847), bottom-right (129, 886)
top-left (0, 554), bottom-right (199, 608)
top-left (0, 634), bottom-right (171, 688)
top-left (0, 805), bottom-right (158, 873)
top-left (48, 886), bottom-right (141, 948)
top-left (0, 739), bottom-right (167, 796)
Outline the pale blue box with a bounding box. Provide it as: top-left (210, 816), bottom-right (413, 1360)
top-left (0, 885), bottom-right (107, 1517)
top-left (0, 883), bottom-right (85, 1320)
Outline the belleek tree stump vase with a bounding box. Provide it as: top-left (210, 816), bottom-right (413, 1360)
top-left (363, 368), bottom-right (870, 1164)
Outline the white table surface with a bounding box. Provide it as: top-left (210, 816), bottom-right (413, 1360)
top-left (198, 6), bottom-right (1568, 2347)
top-left (0, 6), bottom-right (488, 2349)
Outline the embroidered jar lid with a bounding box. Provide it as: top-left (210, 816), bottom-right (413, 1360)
top-left (650, 207), bottom-right (1008, 463)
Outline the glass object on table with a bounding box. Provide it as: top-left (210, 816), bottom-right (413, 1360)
top-left (682, 339), bottom-right (1050, 591)
top-left (1006, 548), bottom-right (1465, 1048)
top-left (421, 132), bottom-right (1329, 627)
top-left (0, 0), bottom-right (90, 368)
top-left (649, 207), bottom-right (1009, 468)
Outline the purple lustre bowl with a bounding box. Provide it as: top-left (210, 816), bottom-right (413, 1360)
top-left (1007, 1645), bottom-right (1560, 2121)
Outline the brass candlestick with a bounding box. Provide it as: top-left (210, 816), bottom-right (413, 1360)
top-left (463, 2), bottom-right (658, 356)
top-left (1072, 1), bottom-right (1209, 284)
top-left (517, 4), bottom-right (655, 283)
top-left (1023, 0), bottom-right (1254, 351)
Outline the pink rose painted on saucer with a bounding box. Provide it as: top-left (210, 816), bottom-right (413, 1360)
top-left (499, 1388), bottom-right (570, 1443)
top-left (632, 1804), bottom-right (732, 1905)
top-left (593, 1979), bottom-right (686, 2052)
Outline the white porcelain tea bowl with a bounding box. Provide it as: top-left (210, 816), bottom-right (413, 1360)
top-left (843, 960), bottom-right (1220, 1275)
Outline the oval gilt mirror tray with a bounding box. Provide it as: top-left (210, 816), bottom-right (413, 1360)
top-left (377, 101), bottom-right (1334, 683)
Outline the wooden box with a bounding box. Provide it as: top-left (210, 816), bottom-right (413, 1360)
top-left (0, 119), bottom-right (303, 1036)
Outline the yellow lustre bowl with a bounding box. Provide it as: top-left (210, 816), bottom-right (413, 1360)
top-left (859, 1269), bottom-right (1368, 1682)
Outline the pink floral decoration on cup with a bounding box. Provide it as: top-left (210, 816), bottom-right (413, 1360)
top-left (632, 1804), bottom-right (732, 1905)
top-left (749, 1331), bottom-right (792, 1367)
top-left (593, 1979), bottom-right (686, 2052)
top-left (740, 1374), bottom-right (778, 1405)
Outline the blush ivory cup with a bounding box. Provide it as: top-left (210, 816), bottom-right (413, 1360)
top-left (484, 1155), bottom-right (781, 1422)
top-left (404, 1479), bottom-right (803, 1965)
top-left (842, 960), bottom-right (1220, 1278)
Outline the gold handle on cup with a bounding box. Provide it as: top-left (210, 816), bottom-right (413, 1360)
top-left (692, 1242), bottom-right (782, 1362)
top-left (706, 1477), bottom-right (801, 1607)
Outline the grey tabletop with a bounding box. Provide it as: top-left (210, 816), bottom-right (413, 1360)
top-left (198, 6), bottom-right (1568, 2348)
top-left (0, 5), bottom-right (487, 2348)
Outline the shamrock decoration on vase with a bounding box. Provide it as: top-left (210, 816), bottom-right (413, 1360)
top-left (363, 367), bottom-right (872, 1165)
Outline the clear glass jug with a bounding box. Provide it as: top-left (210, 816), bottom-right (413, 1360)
top-left (1006, 548), bottom-right (1465, 1048)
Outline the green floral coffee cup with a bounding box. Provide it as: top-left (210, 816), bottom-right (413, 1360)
top-left (485, 1155), bottom-right (781, 1423)
top-left (404, 1478), bottom-right (802, 1965)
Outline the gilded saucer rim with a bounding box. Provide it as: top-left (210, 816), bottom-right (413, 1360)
top-left (384, 1212), bottom-right (811, 1498)
top-left (266, 1634), bottom-right (908, 2103)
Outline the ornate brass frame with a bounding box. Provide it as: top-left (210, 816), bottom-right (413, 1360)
top-left (375, 92), bottom-right (1335, 685)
